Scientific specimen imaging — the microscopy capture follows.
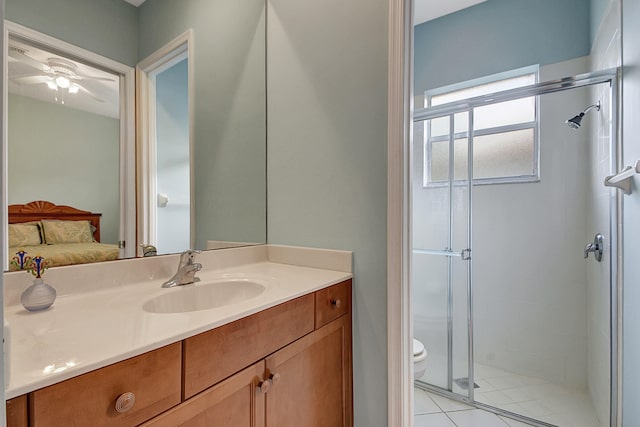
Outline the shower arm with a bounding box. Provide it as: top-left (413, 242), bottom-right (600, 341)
top-left (582, 102), bottom-right (601, 115)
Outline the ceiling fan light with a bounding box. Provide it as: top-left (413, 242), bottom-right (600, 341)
top-left (68, 84), bottom-right (79, 94)
top-left (55, 76), bottom-right (70, 88)
top-left (46, 81), bottom-right (58, 90)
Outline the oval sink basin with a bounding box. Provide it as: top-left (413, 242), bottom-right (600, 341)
top-left (143, 279), bottom-right (266, 314)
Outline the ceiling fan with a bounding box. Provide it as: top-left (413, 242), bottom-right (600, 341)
top-left (8, 45), bottom-right (115, 103)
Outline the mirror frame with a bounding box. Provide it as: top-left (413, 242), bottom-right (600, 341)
top-left (2, 20), bottom-right (137, 269)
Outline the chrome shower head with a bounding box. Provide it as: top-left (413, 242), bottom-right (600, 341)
top-left (565, 101), bottom-right (601, 129)
top-left (566, 113), bottom-right (584, 129)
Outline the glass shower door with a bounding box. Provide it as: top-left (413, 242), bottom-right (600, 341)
top-left (412, 72), bottom-right (618, 427)
top-left (412, 110), bottom-right (473, 399)
top-left (470, 84), bottom-right (613, 427)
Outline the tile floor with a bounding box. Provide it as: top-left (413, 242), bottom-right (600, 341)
top-left (473, 364), bottom-right (601, 427)
top-left (415, 363), bottom-right (603, 427)
top-left (414, 387), bottom-right (533, 427)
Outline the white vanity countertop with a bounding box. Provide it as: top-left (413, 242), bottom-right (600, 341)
top-left (4, 245), bottom-right (352, 399)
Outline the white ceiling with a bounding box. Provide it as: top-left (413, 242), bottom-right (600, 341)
top-left (414, 0), bottom-right (487, 25)
top-left (8, 38), bottom-right (120, 119)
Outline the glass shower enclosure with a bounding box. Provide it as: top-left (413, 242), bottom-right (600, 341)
top-left (412, 70), bottom-right (619, 427)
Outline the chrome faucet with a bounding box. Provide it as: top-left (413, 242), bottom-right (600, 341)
top-left (162, 250), bottom-right (202, 288)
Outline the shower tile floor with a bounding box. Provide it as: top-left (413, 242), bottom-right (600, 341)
top-left (414, 387), bottom-right (532, 426)
top-left (415, 363), bottom-right (602, 427)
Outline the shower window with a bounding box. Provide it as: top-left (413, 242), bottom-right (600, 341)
top-left (424, 66), bottom-right (539, 185)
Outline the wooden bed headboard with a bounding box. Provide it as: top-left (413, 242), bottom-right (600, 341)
top-left (8, 201), bottom-right (103, 242)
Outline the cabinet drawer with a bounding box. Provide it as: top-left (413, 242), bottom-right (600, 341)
top-left (29, 342), bottom-right (182, 427)
top-left (315, 279), bottom-right (351, 328)
top-left (183, 294), bottom-right (315, 399)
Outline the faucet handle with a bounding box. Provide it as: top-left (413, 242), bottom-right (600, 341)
top-left (181, 249), bottom-right (202, 264)
top-left (140, 244), bottom-right (157, 257)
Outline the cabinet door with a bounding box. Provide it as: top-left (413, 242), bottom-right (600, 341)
top-left (141, 361), bottom-right (266, 427)
top-left (265, 314), bottom-right (352, 427)
top-left (6, 395), bottom-right (28, 427)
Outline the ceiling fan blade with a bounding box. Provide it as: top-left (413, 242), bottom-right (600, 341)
top-left (10, 75), bottom-right (50, 85)
top-left (73, 73), bottom-right (117, 82)
top-left (9, 72), bottom-right (47, 80)
top-left (8, 46), bottom-right (53, 73)
top-left (75, 83), bottom-right (105, 103)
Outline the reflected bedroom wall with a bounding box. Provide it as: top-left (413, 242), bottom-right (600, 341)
top-left (7, 94), bottom-right (120, 244)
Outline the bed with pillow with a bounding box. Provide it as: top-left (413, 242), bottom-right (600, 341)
top-left (8, 201), bottom-right (120, 271)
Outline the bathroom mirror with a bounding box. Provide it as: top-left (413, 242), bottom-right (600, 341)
top-left (3, 0), bottom-right (266, 271)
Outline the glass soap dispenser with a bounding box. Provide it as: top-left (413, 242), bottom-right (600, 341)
top-left (17, 253), bottom-right (56, 311)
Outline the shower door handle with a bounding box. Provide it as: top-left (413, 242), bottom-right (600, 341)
top-left (584, 233), bottom-right (604, 262)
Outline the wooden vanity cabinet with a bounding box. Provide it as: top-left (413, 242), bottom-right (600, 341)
top-left (9, 279), bottom-right (352, 427)
top-left (145, 281), bottom-right (353, 427)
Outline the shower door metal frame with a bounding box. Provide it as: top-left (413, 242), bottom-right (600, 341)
top-left (413, 108), bottom-right (474, 395)
top-left (413, 68), bottom-right (620, 427)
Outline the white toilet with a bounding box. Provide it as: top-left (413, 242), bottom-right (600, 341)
top-left (413, 338), bottom-right (427, 379)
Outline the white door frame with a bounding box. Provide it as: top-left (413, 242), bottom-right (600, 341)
top-left (2, 20), bottom-right (136, 265)
top-left (387, 0), bottom-right (413, 426)
top-left (136, 30), bottom-right (194, 256)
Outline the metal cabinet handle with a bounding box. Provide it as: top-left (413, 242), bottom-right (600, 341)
top-left (331, 299), bottom-right (341, 308)
top-left (114, 392), bottom-right (136, 414)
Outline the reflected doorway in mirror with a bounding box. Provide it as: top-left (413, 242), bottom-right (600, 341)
top-left (137, 31), bottom-right (194, 257)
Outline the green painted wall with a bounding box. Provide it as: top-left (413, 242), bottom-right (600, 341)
top-left (7, 94), bottom-right (120, 244)
top-left (414, 0), bottom-right (591, 94)
top-left (267, 0), bottom-right (388, 425)
top-left (5, 0), bottom-right (138, 66)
